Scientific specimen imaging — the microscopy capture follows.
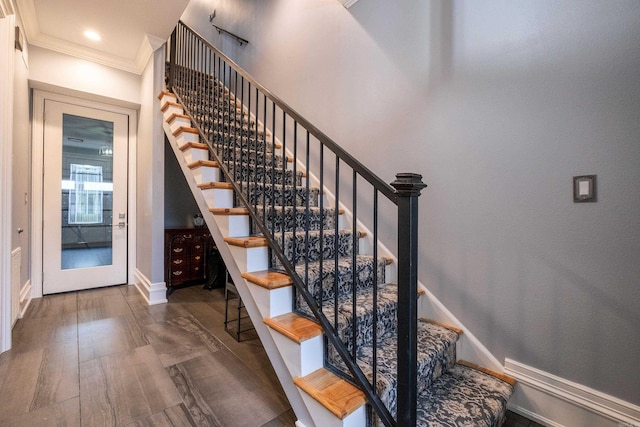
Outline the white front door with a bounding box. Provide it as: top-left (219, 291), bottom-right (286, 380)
top-left (42, 100), bottom-right (128, 294)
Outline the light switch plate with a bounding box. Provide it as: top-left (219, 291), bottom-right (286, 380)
top-left (573, 175), bottom-right (597, 203)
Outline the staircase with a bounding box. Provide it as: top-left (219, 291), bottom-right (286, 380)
top-left (160, 21), bottom-right (515, 427)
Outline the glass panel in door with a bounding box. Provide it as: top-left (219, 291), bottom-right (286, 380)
top-left (61, 115), bottom-right (114, 270)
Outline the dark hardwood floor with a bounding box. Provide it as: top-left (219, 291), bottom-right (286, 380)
top-left (0, 284), bottom-right (294, 426)
top-left (0, 283), bottom-right (541, 426)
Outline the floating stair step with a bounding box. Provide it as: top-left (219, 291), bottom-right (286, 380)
top-left (264, 312), bottom-right (322, 343)
top-left (294, 368), bottom-right (367, 420)
top-left (416, 363), bottom-right (515, 427)
top-left (242, 269), bottom-right (293, 290)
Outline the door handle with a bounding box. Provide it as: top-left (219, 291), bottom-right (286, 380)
top-left (113, 222), bottom-right (127, 228)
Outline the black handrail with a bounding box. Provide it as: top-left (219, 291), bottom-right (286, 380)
top-left (209, 11), bottom-right (249, 46)
top-left (167, 21), bottom-right (426, 426)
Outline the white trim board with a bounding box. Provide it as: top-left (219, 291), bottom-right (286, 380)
top-left (31, 89), bottom-right (138, 298)
top-left (505, 358), bottom-right (640, 427)
top-left (133, 269), bottom-right (167, 306)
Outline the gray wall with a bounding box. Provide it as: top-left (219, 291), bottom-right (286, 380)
top-left (182, 0), bottom-right (640, 404)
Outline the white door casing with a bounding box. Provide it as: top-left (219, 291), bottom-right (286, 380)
top-left (42, 100), bottom-right (128, 293)
top-left (32, 89), bottom-right (137, 298)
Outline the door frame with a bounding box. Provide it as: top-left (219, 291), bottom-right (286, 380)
top-left (32, 89), bottom-right (137, 297)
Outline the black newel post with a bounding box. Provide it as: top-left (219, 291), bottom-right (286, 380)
top-left (168, 28), bottom-right (177, 90)
top-left (391, 173), bottom-right (427, 427)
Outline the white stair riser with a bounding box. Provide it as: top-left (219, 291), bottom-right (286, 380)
top-left (169, 117), bottom-right (191, 134)
top-left (182, 147), bottom-right (208, 164)
top-left (201, 188), bottom-right (234, 209)
top-left (212, 214), bottom-right (250, 238)
top-left (176, 131), bottom-right (200, 147)
top-left (159, 94), bottom-right (177, 106)
top-left (270, 332), bottom-right (324, 378)
top-left (247, 285), bottom-right (293, 318)
top-left (192, 166), bottom-right (220, 184)
top-left (228, 245), bottom-right (269, 273)
top-left (299, 392), bottom-right (367, 427)
top-left (162, 104), bottom-right (183, 121)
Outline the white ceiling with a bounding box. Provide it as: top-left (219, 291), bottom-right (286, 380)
top-left (16, 0), bottom-right (190, 74)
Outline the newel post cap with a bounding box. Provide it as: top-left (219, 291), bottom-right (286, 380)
top-left (390, 173), bottom-right (427, 196)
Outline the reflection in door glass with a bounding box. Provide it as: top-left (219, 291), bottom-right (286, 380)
top-left (61, 114), bottom-right (114, 270)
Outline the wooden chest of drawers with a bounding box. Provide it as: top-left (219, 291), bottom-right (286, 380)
top-left (165, 227), bottom-right (214, 295)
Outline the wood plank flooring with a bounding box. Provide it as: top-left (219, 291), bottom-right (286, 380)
top-left (0, 285), bottom-right (296, 427)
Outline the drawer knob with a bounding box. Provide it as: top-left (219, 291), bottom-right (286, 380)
top-left (172, 271), bottom-right (183, 276)
top-left (173, 248), bottom-right (183, 253)
top-left (194, 256), bottom-right (201, 261)
top-left (173, 259), bottom-right (183, 265)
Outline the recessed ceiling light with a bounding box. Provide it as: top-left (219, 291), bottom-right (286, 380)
top-left (84, 30), bottom-right (101, 41)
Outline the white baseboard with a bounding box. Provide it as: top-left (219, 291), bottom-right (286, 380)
top-left (133, 269), bottom-right (167, 305)
top-left (505, 358), bottom-right (640, 427)
top-left (18, 279), bottom-right (31, 319)
top-left (295, 421), bottom-right (307, 427)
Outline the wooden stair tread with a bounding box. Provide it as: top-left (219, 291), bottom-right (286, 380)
top-left (188, 160), bottom-right (219, 169)
top-left (264, 313), bottom-right (321, 343)
top-left (457, 360), bottom-right (517, 387)
top-left (179, 142), bottom-right (208, 151)
top-left (172, 126), bottom-right (199, 137)
top-left (210, 207), bottom-right (249, 216)
top-left (242, 270), bottom-right (292, 289)
top-left (157, 91), bottom-right (176, 100)
top-left (224, 236), bottom-right (268, 248)
top-left (294, 368), bottom-right (366, 419)
top-left (197, 182), bottom-right (233, 190)
top-left (167, 112), bottom-right (190, 124)
top-left (420, 318), bottom-right (463, 336)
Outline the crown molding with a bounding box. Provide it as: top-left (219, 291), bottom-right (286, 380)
top-left (29, 32), bottom-right (141, 74)
top-left (134, 33), bottom-right (165, 72)
top-left (14, 0), bottom-right (160, 74)
top-left (339, 0), bottom-right (360, 8)
top-left (1, 0), bottom-right (15, 17)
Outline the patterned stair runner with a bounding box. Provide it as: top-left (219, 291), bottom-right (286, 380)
top-left (167, 77), bottom-right (514, 426)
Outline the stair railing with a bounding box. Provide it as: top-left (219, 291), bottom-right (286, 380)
top-left (167, 21), bottom-right (426, 426)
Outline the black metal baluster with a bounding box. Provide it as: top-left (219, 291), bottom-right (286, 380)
top-left (351, 171), bottom-right (357, 360)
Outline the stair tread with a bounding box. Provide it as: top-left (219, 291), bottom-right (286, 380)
top-left (224, 236), bottom-right (268, 248)
top-left (264, 312), bottom-right (322, 343)
top-left (419, 318), bottom-right (464, 336)
top-left (172, 126), bottom-right (199, 137)
top-left (179, 142), bottom-right (208, 151)
top-left (188, 159), bottom-right (219, 169)
top-left (210, 207), bottom-right (249, 216)
top-left (167, 112), bottom-right (190, 124)
top-left (197, 182), bottom-right (233, 190)
top-left (416, 363), bottom-right (514, 427)
top-left (242, 270), bottom-right (292, 289)
top-left (294, 368), bottom-right (366, 419)
top-left (457, 360), bottom-right (516, 386)
top-left (157, 90), bottom-right (176, 100)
